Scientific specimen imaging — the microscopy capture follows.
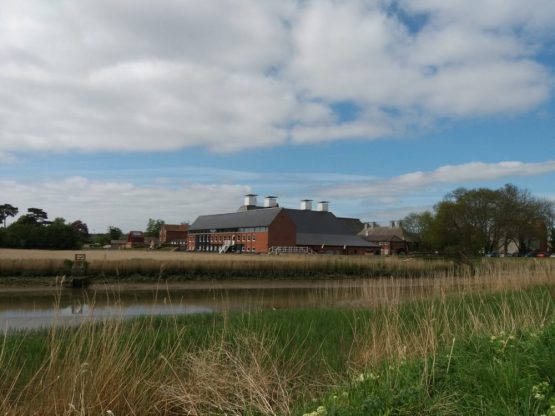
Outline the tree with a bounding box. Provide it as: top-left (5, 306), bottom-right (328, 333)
top-left (402, 211), bottom-right (435, 251)
top-left (404, 184), bottom-right (554, 255)
top-left (0, 204), bottom-right (18, 228)
top-left (108, 226), bottom-right (123, 241)
top-left (71, 220), bottom-right (90, 241)
top-left (496, 184), bottom-right (553, 254)
top-left (17, 208), bottom-right (49, 226)
top-left (402, 211), bottom-right (434, 234)
top-left (146, 218), bottom-right (165, 236)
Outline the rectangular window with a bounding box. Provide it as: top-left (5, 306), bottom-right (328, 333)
top-left (247, 235), bottom-right (250, 241)
top-left (252, 234), bottom-right (256, 241)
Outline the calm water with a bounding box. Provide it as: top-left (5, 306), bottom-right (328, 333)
top-left (0, 282), bottom-right (441, 332)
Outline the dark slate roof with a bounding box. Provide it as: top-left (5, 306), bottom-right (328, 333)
top-left (296, 233), bottom-right (377, 247)
top-left (283, 209), bottom-right (374, 247)
top-left (337, 217), bottom-right (365, 234)
top-left (189, 207), bottom-right (281, 231)
top-left (282, 209), bottom-right (351, 234)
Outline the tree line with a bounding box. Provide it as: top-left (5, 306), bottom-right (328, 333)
top-left (403, 184), bottom-right (554, 255)
top-left (0, 206), bottom-right (89, 250)
top-left (0, 205), bottom-right (170, 250)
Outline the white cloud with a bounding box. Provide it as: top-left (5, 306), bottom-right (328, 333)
top-left (1, 159), bottom-right (554, 231)
top-left (0, 0), bottom-right (553, 154)
top-left (323, 160), bottom-right (555, 199)
top-left (0, 177), bottom-right (249, 232)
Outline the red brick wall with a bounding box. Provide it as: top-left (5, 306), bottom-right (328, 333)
top-left (308, 245), bottom-right (370, 255)
top-left (165, 230), bottom-right (188, 243)
top-left (268, 211), bottom-right (296, 248)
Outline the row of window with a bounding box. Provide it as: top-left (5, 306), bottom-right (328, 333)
top-left (238, 227), bottom-right (267, 233)
top-left (195, 246), bottom-right (257, 253)
top-left (193, 227), bottom-right (268, 233)
top-left (193, 234), bottom-right (257, 243)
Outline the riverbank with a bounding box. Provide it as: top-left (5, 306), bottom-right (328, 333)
top-left (1, 286), bottom-right (554, 415)
top-left (0, 249), bottom-right (457, 281)
top-left (2, 249), bottom-right (555, 286)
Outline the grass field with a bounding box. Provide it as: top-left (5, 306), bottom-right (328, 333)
top-left (1, 248), bottom-right (555, 284)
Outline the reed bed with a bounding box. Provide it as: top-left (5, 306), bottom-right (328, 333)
top-left (1, 277), bottom-right (554, 415)
top-left (2, 248), bottom-right (554, 281)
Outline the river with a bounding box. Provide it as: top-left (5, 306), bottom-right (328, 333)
top-left (0, 278), bottom-right (488, 332)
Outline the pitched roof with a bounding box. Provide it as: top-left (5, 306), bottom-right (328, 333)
top-left (337, 217), bottom-right (365, 234)
top-left (282, 209), bottom-right (351, 234)
top-left (296, 233), bottom-right (377, 247)
top-left (283, 209), bottom-right (374, 247)
top-left (359, 227), bottom-right (420, 243)
top-left (189, 207), bottom-right (281, 230)
top-left (162, 224), bottom-right (189, 232)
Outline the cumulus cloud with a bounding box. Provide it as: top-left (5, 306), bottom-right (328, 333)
top-left (0, 177), bottom-right (249, 231)
top-left (0, 0), bottom-right (553, 154)
top-left (323, 160), bottom-right (555, 198)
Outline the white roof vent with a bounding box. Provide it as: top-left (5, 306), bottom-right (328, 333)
top-left (300, 199), bottom-right (313, 210)
top-left (264, 196), bottom-right (278, 208)
top-left (317, 201), bottom-right (329, 212)
top-left (244, 194), bottom-right (258, 207)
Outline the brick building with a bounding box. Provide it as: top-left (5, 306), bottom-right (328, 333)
top-left (159, 224), bottom-right (189, 245)
top-left (359, 221), bottom-right (420, 255)
top-left (188, 195), bottom-right (376, 254)
top-left (126, 231), bottom-right (145, 248)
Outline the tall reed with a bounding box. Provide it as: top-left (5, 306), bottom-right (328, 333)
top-left (1, 281), bottom-right (554, 415)
top-left (2, 250), bottom-right (555, 281)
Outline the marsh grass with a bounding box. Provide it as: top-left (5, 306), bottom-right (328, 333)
top-left (0, 275), bottom-right (554, 415)
top-left (0, 251), bottom-right (456, 279)
top-left (2, 249), bottom-right (555, 283)
top-left (0, 259), bottom-right (555, 416)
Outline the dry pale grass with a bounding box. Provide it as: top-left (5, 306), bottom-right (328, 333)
top-left (157, 333), bottom-right (307, 416)
top-left (0, 247), bottom-right (447, 265)
top-left (0, 248), bottom-right (457, 279)
top-left (5, 248), bottom-right (555, 282)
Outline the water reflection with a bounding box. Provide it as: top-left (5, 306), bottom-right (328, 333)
top-left (0, 280), bottom-right (462, 332)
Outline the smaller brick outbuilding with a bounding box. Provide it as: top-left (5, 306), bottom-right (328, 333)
top-left (359, 221), bottom-right (419, 255)
top-left (127, 231), bottom-right (145, 248)
top-left (159, 224), bottom-right (189, 245)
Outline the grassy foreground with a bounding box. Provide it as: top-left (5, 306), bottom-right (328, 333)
top-left (1, 284), bottom-right (555, 415)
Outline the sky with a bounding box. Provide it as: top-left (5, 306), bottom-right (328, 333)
top-left (0, 0), bottom-right (554, 233)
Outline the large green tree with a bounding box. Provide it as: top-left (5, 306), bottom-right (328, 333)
top-left (403, 184), bottom-right (554, 255)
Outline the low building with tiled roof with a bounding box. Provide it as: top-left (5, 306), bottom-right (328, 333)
top-left (358, 221), bottom-right (420, 255)
top-left (188, 195), bottom-right (377, 255)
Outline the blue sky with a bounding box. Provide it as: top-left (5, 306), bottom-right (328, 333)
top-left (0, 0), bottom-right (554, 231)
